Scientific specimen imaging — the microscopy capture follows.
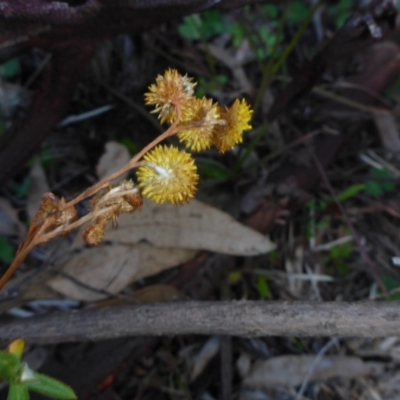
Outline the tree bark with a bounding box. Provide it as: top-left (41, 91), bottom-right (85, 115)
top-left (0, 301), bottom-right (399, 344)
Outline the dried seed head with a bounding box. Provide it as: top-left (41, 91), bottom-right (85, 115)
top-left (82, 180), bottom-right (143, 245)
top-left (82, 218), bottom-right (108, 246)
top-left (144, 69), bottom-right (196, 124)
top-left (56, 198), bottom-right (78, 232)
top-left (31, 193), bottom-right (78, 234)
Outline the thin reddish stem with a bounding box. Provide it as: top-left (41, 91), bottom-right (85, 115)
top-left (63, 107), bottom-right (182, 210)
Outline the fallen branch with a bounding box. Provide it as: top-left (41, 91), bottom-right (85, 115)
top-left (0, 301), bottom-right (399, 344)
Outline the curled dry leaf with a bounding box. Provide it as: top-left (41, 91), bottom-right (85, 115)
top-left (243, 355), bottom-right (383, 389)
top-left (73, 199), bottom-right (276, 256)
top-left (47, 243), bottom-right (196, 301)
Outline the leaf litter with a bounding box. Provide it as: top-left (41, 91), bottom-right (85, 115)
top-left (2, 2), bottom-right (400, 400)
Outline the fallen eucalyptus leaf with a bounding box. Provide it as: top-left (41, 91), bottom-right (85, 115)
top-left (47, 243), bottom-right (195, 301)
top-left (73, 199), bottom-right (275, 256)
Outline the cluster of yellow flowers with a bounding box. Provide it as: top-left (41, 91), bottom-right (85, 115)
top-left (138, 68), bottom-right (253, 205)
top-left (24, 69), bottom-right (253, 247)
top-left (79, 69), bottom-right (253, 244)
top-left (0, 68), bottom-right (254, 284)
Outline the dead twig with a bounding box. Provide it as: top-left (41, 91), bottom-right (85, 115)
top-left (0, 301), bottom-right (399, 344)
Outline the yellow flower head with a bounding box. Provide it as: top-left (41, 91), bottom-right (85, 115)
top-left (7, 339), bottom-right (25, 360)
top-left (144, 69), bottom-right (196, 124)
top-left (213, 99), bottom-right (253, 153)
top-left (137, 145), bottom-right (199, 204)
top-left (178, 97), bottom-right (222, 152)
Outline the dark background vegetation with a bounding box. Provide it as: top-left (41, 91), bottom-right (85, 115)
top-left (2, 0), bottom-right (400, 399)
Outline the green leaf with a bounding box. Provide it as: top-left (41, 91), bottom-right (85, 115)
top-left (329, 242), bottom-right (353, 260)
top-left (195, 75), bottom-right (228, 97)
top-left (39, 145), bottom-right (55, 169)
top-left (228, 271), bottom-right (242, 285)
top-left (286, 1), bottom-right (310, 24)
top-left (196, 158), bottom-right (231, 181)
top-left (7, 382), bottom-right (29, 400)
top-left (336, 184), bottom-right (365, 202)
top-left (0, 237), bottom-right (14, 264)
top-left (256, 276), bottom-right (270, 299)
top-left (25, 372), bottom-right (76, 400)
top-left (0, 109), bottom-right (5, 136)
top-left (0, 59), bottom-right (20, 79)
top-left (364, 167), bottom-right (396, 197)
top-left (201, 10), bottom-right (226, 37)
top-left (330, 0), bottom-right (352, 28)
top-left (179, 15), bottom-right (202, 39)
top-left (380, 275), bottom-right (400, 301)
top-left (0, 352), bottom-right (21, 382)
top-left (120, 138), bottom-right (139, 155)
top-left (12, 176), bottom-right (31, 199)
top-left (228, 22), bottom-right (246, 47)
top-left (364, 181), bottom-right (383, 197)
top-left (261, 4), bottom-right (279, 19)
top-left (268, 249), bottom-right (279, 263)
top-left (385, 75), bottom-right (400, 99)
top-left (370, 167), bottom-right (396, 192)
top-left (337, 263), bottom-right (350, 276)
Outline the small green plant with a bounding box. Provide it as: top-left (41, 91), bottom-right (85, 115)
top-left (179, 11), bottom-right (227, 40)
top-left (364, 167), bottom-right (396, 197)
top-left (256, 275), bottom-right (271, 299)
top-left (0, 339), bottom-right (76, 400)
top-left (0, 236), bottom-right (14, 264)
top-left (328, 0), bottom-right (353, 28)
top-left (324, 241), bottom-right (353, 276)
top-left (285, 0), bottom-right (309, 24)
top-left (305, 167), bottom-right (397, 215)
top-left (380, 275), bottom-right (400, 301)
top-left (195, 74), bottom-right (228, 98)
top-left (0, 58), bottom-right (20, 79)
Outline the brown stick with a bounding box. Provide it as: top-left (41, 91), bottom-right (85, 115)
top-left (0, 301), bottom-right (399, 344)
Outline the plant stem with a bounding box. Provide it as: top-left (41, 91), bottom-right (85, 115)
top-left (0, 219), bottom-right (52, 291)
top-left (62, 106), bottom-right (184, 210)
top-left (0, 106), bottom-right (185, 291)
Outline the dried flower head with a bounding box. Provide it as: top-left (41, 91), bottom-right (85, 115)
top-left (213, 99), bottom-right (253, 153)
top-left (90, 180), bottom-right (142, 214)
top-left (82, 218), bottom-right (108, 246)
top-left (82, 180), bottom-right (143, 245)
top-left (137, 145), bottom-right (199, 204)
top-left (31, 193), bottom-right (78, 235)
top-left (144, 69), bottom-right (196, 124)
top-left (177, 97), bottom-right (223, 152)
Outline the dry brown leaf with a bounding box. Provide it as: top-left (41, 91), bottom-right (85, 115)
top-left (243, 355), bottom-right (382, 388)
top-left (0, 197), bottom-right (25, 238)
top-left (96, 141), bottom-right (130, 184)
top-left (73, 199), bottom-right (275, 256)
top-left (27, 158), bottom-right (50, 222)
top-left (205, 42), bottom-right (253, 95)
top-left (47, 243), bottom-right (196, 301)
